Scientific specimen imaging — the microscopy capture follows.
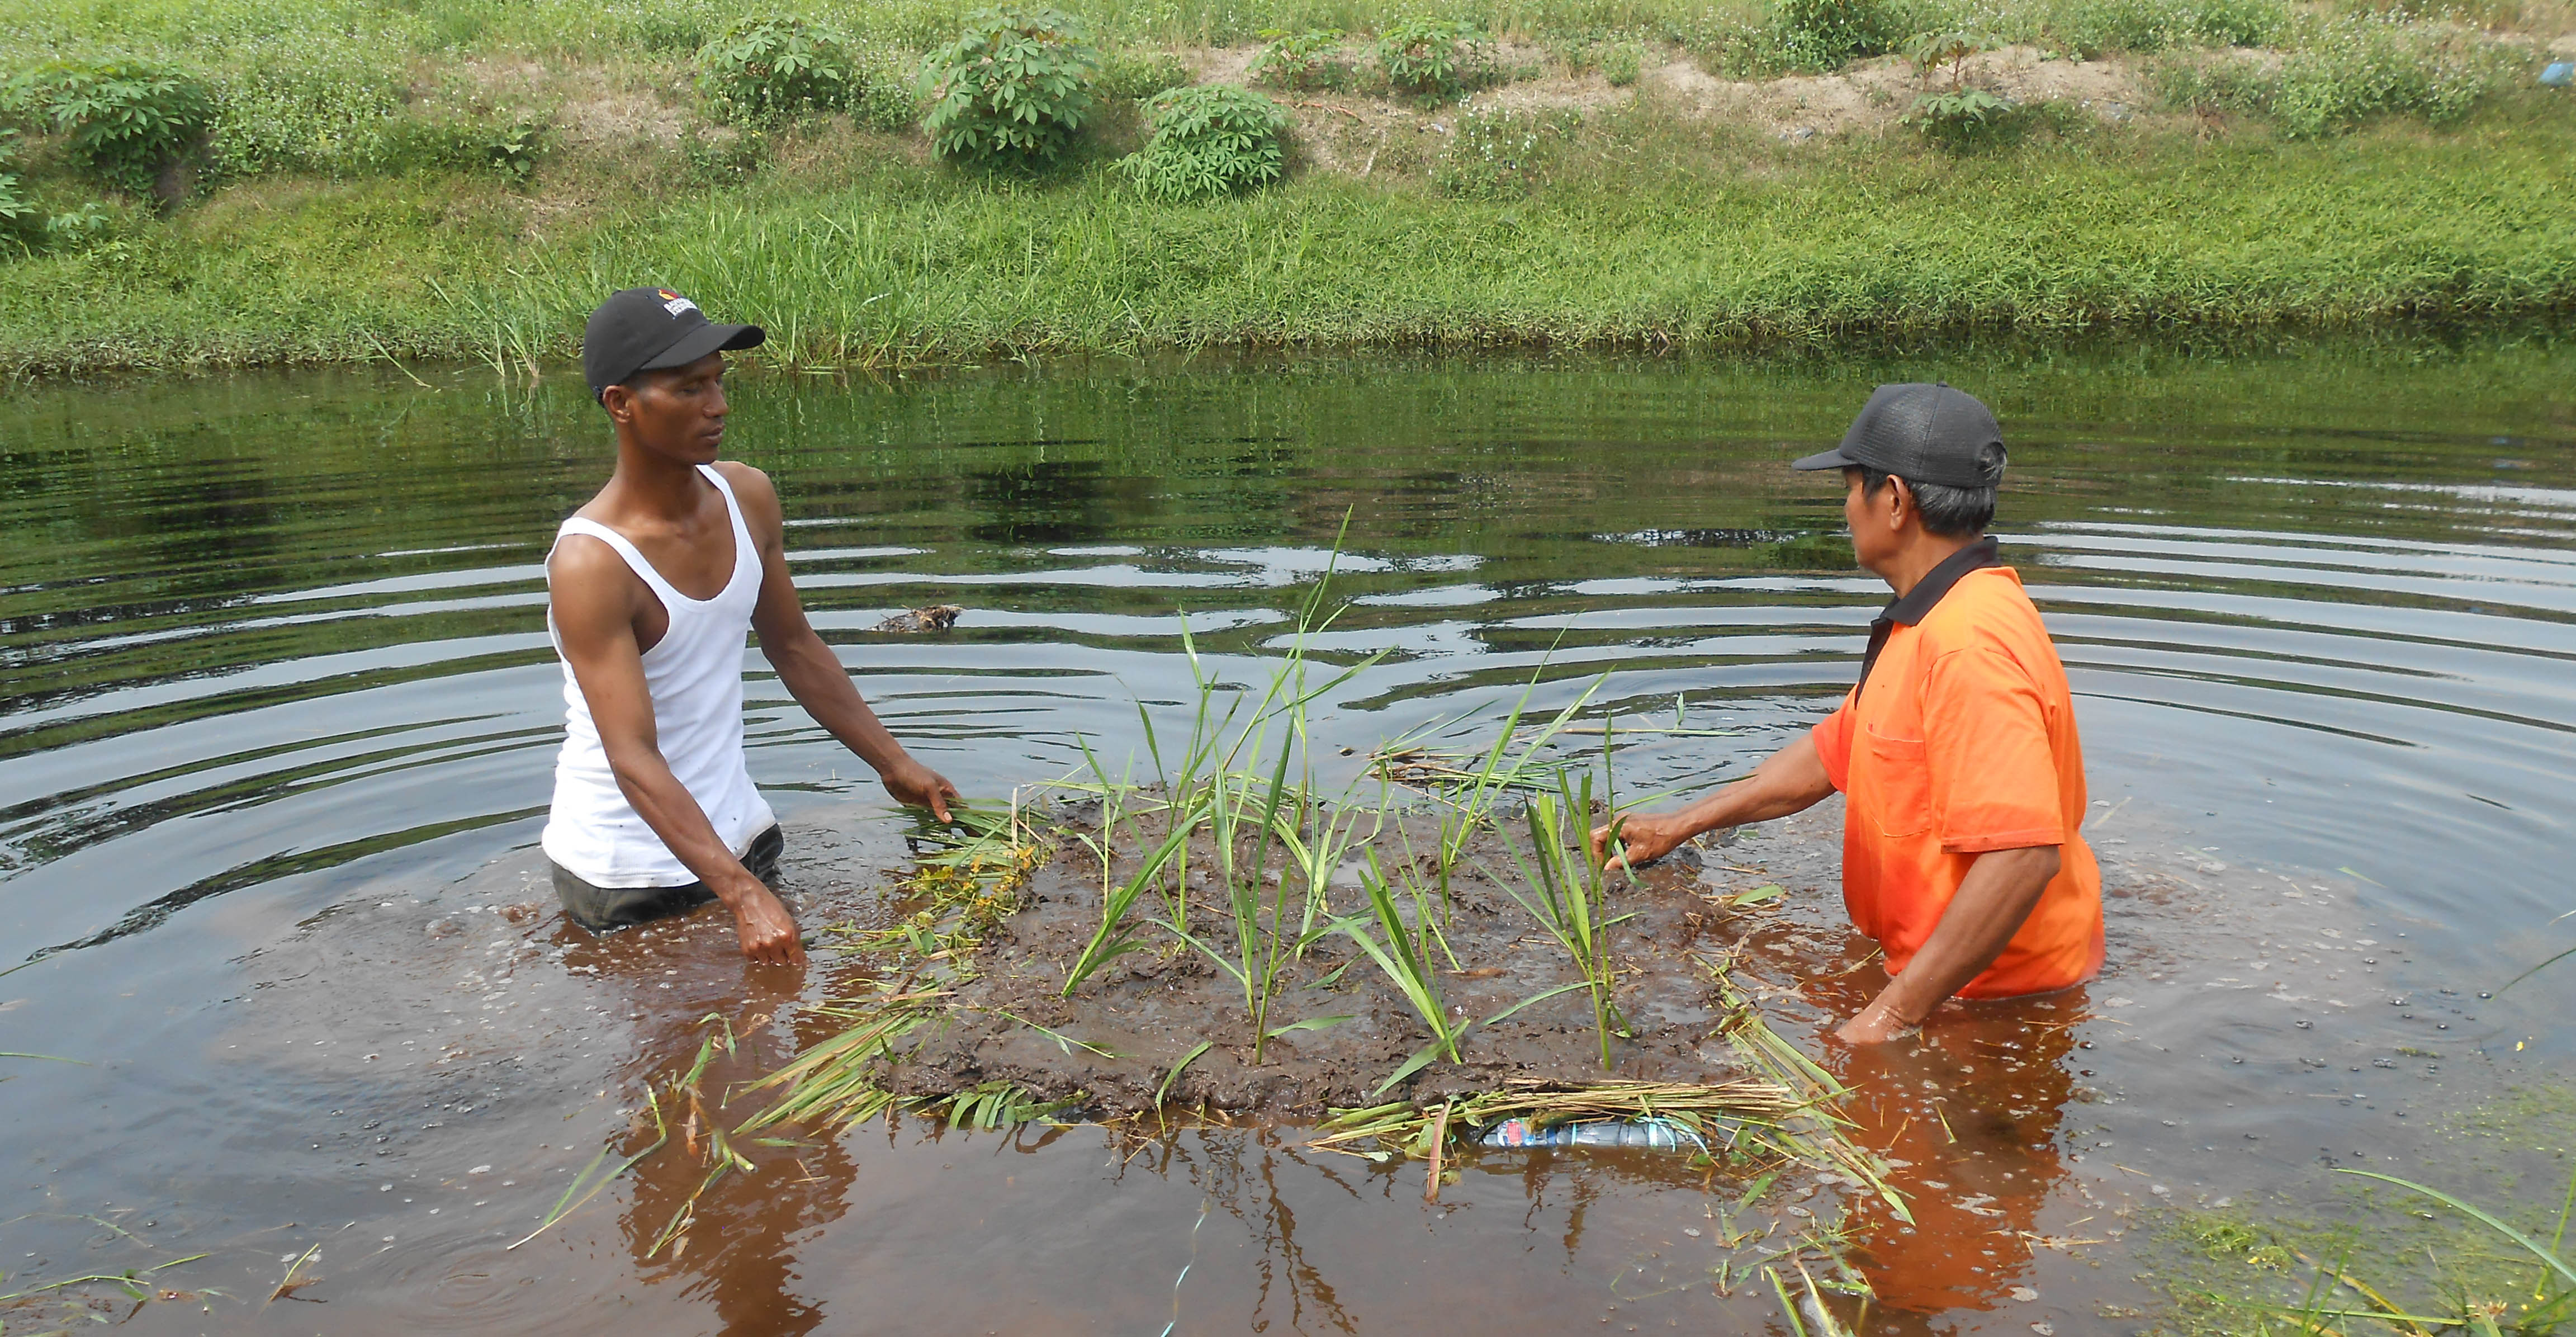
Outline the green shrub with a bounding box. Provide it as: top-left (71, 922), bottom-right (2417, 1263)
top-left (2157, 12), bottom-right (2506, 136)
top-left (1434, 106), bottom-right (1581, 198)
top-left (202, 44), bottom-right (404, 179)
top-left (1097, 48), bottom-right (1192, 100)
top-left (1903, 29), bottom-right (1994, 83)
top-left (1902, 87), bottom-right (2032, 147)
top-left (1601, 41), bottom-right (1645, 86)
top-left (1771, 0), bottom-right (1905, 70)
top-left (681, 120), bottom-right (768, 182)
top-left (1376, 19), bottom-right (1484, 102)
top-left (697, 16), bottom-right (865, 123)
top-left (2042, 0), bottom-right (2284, 58)
top-left (2266, 11), bottom-right (2501, 136)
top-left (918, 7), bottom-right (1102, 165)
top-left (0, 130), bottom-right (36, 252)
top-left (370, 107), bottom-right (553, 181)
top-left (4, 59), bottom-right (214, 196)
top-left (1249, 29), bottom-right (1350, 90)
top-left (1116, 83), bottom-right (1285, 202)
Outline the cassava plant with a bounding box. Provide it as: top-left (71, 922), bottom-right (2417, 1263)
top-left (1117, 84), bottom-right (1287, 204)
top-left (1249, 29), bottom-right (1349, 89)
top-left (696, 17), bottom-right (867, 124)
top-left (918, 7), bottom-right (1101, 165)
top-left (7, 59), bottom-right (213, 197)
top-left (1375, 20), bottom-right (1483, 102)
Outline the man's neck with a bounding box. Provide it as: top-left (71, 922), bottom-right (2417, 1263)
top-left (1873, 532), bottom-right (1980, 600)
top-left (602, 433), bottom-right (709, 522)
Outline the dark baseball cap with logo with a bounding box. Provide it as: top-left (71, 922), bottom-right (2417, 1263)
top-left (1791, 382), bottom-right (2006, 489)
top-left (582, 287), bottom-right (765, 400)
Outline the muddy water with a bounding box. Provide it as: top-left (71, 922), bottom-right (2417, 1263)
top-left (4, 341), bottom-right (2574, 1334)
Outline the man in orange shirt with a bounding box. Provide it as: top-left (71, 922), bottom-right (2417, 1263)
top-left (1595, 382), bottom-right (2103, 1043)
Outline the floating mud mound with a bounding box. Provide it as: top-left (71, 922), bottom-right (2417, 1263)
top-left (806, 796), bottom-right (1839, 1121)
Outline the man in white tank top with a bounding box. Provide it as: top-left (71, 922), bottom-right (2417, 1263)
top-left (543, 287), bottom-right (959, 963)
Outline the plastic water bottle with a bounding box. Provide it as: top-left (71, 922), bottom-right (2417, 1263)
top-left (2542, 61), bottom-right (2574, 87)
top-left (1477, 1117), bottom-right (1706, 1151)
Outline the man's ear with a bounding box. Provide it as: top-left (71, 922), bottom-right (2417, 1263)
top-left (1884, 475), bottom-right (1917, 529)
top-left (599, 383), bottom-right (634, 426)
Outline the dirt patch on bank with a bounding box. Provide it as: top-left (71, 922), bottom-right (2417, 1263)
top-left (856, 797), bottom-right (1845, 1119)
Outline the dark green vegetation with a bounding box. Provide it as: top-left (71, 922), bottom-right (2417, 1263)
top-left (2153, 1089), bottom-right (2576, 1335)
top-left (0, 0), bottom-right (2569, 371)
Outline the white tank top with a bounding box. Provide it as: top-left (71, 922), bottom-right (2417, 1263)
top-left (541, 464), bottom-right (776, 887)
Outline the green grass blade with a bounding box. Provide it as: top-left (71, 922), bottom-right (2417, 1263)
top-left (1156, 1040), bottom-right (1214, 1107)
top-left (2334, 1169), bottom-right (2576, 1285)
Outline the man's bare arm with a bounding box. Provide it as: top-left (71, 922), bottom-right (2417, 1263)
top-left (1588, 732), bottom-right (1836, 868)
top-left (722, 464), bottom-right (959, 822)
top-left (1835, 843), bottom-right (2059, 1043)
top-left (550, 536), bottom-right (804, 965)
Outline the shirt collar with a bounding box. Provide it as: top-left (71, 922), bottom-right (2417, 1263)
top-left (1853, 536), bottom-right (2002, 698)
top-left (1882, 536), bottom-right (2002, 627)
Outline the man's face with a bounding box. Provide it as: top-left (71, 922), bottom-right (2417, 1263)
top-left (603, 352), bottom-right (729, 462)
top-left (1843, 466), bottom-right (1908, 579)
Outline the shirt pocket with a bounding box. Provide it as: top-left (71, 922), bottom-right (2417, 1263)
top-left (1860, 725), bottom-right (1933, 839)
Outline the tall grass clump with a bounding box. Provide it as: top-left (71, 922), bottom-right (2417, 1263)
top-left (1118, 83), bottom-right (1286, 203)
top-left (918, 6), bottom-right (1101, 164)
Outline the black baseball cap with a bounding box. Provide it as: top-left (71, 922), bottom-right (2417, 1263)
top-left (1791, 382), bottom-right (2006, 489)
top-left (582, 287), bottom-right (765, 399)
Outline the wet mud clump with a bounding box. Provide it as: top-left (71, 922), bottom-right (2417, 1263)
top-left (789, 792), bottom-right (1822, 1122)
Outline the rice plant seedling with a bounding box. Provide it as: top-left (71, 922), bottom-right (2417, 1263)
top-left (1487, 769), bottom-right (1633, 1068)
top-left (933, 1080), bottom-right (1082, 1130)
top-left (1337, 848), bottom-right (1465, 1067)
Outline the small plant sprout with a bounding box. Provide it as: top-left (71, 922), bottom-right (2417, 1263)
top-left (1490, 771), bottom-right (1635, 1069)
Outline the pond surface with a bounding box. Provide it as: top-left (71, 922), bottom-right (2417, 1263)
top-left (3, 339), bottom-right (2574, 1334)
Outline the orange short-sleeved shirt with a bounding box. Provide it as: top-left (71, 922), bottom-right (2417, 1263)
top-left (1810, 561), bottom-right (2103, 998)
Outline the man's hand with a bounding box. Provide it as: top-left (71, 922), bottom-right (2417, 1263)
top-left (724, 878), bottom-right (806, 965)
top-left (1834, 999), bottom-right (1917, 1045)
top-left (1589, 810), bottom-right (1688, 871)
top-left (882, 759), bottom-right (960, 824)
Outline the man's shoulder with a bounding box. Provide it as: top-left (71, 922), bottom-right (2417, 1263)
top-left (1917, 566), bottom-right (2049, 654)
top-left (711, 460), bottom-right (776, 500)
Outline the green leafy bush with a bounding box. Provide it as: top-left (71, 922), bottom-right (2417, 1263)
top-left (1116, 83), bottom-right (1286, 202)
top-left (1434, 106), bottom-right (1581, 198)
top-left (1097, 48), bottom-right (1192, 100)
top-left (1376, 19), bottom-right (1484, 102)
top-left (1771, 0), bottom-right (1905, 70)
top-left (697, 17), bottom-right (864, 123)
top-left (0, 130), bottom-right (36, 252)
top-left (1249, 29), bottom-right (1350, 90)
top-left (2157, 11), bottom-right (2504, 136)
top-left (5, 59), bottom-right (214, 196)
top-left (201, 42), bottom-right (404, 179)
top-left (2042, 0), bottom-right (2283, 58)
top-left (1902, 87), bottom-right (2029, 147)
top-left (918, 7), bottom-right (1102, 165)
top-left (1600, 41), bottom-right (1645, 86)
top-left (370, 107), bottom-right (553, 181)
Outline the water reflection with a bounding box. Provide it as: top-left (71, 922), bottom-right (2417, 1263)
top-left (2, 341), bottom-right (2573, 1333)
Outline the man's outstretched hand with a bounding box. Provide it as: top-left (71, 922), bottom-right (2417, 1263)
top-left (1588, 810), bottom-right (1688, 871)
top-left (882, 758), bottom-right (961, 825)
top-left (727, 881), bottom-right (806, 966)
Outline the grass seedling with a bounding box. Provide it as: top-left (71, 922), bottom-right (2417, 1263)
top-left (1340, 848), bottom-right (1464, 1067)
top-left (1488, 769), bottom-right (1633, 1069)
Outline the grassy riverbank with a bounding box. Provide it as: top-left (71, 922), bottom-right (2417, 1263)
top-left (2, 0), bottom-right (2571, 372)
